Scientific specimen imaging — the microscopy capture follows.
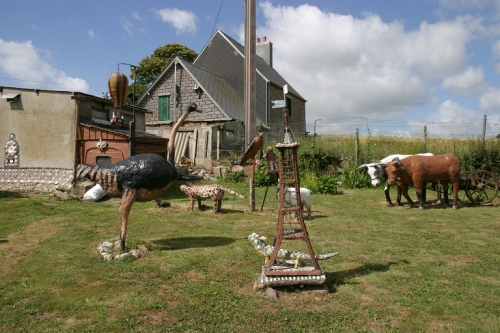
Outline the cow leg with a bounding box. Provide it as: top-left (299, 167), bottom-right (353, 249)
top-left (452, 180), bottom-right (459, 210)
top-left (442, 182), bottom-right (450, 207)
top-left (119, 189), bottom-right (137, 251)
top-left (384, 183), bottom-right (394, 206)
top-left (415, 186), bottom-right (425, 209)
top-left (400, 184), bottom-right (414, 206)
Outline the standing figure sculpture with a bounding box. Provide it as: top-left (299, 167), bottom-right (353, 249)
top-left (263, 146), bottom-right (276, 170)
top-left (76, 103), bottom-right (202, 251)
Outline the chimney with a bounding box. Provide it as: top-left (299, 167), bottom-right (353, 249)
top-left (256, 36), bottom-right (273, 67)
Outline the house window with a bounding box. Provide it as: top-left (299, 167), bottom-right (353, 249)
top-left (225, 130), bottom-right (234, 138)
top-left (286, 97), bottom-right (292, 117)
top-left (122, 113), bottom-right (133, 125)
top-left (92, 107), bottom-right (109, 120)
top-left (158, 95), bottom-right (170, 121)
top-left (96, 156), bottom-right (111, 166)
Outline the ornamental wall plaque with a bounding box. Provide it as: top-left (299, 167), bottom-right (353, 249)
top-left (4, 133), bottom-right (20, 168)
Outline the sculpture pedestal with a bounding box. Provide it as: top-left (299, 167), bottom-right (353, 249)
top-left (255, 263), bottom-right (327, 289)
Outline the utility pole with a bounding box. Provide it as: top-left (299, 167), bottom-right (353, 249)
top-left (245, 0), bottom-right (257, 211)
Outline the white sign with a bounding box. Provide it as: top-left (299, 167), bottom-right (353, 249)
top-left (272, 100), bottom-right (286, 108)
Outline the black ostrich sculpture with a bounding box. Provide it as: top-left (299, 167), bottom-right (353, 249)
top-left (76, 102), bottom-right (202, 251)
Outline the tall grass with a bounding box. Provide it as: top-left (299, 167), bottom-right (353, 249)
top-left (299, 135), bottom-right (500, 173)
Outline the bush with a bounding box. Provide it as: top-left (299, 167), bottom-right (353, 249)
top-left (298, 145), bottom-right (342, 175)
top-left (340, 162), bottom-right (371, 189)
top-left (220, 170), bottom-right (245, 183)
top-left (299, 171), bottom-right (319, 193)
top-left (316, 175), bottom-right (339, 194)
top-left (459, 139), bottom-right (500, 173)
top-left (254, 168), bottom-right (279, 187)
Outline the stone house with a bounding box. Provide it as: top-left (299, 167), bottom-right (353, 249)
top-left (137, 30), bottom-right (306, 167)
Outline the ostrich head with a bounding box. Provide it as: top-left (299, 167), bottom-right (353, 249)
top-left (186, 102), bottom-right (202, 114)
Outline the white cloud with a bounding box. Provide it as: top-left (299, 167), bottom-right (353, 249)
top-left (88, 30), bottom-right (98, 39)
top-left (156, 8), bottom-right (197, 35)
top-left (426, 100), bottom-right (480, 122)
top-left (132, 11), bottom-right (142, 21)
top-left (121, 18), bottom-right (133, 37)
top-left (492, 39), bottom-right (500, 58)
top-left (441, 66), bottom-right (484, 94)
top-left (479, 87), bottom-right (500, 109)
top-left (0, 39), bottom-right (89, 92)
top-left (405, 100), bottom-right (484, 138)
top-left (257, 2), bottom-right (481, 122)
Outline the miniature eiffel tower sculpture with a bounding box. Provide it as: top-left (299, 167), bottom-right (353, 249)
top-left (263, 108), bottom-right (323, 278)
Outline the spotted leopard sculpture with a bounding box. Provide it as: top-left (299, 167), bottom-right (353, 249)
top-left (180, 184), bottom-right (245, 212)
top-left (248, 232), bottom-right (339, 268)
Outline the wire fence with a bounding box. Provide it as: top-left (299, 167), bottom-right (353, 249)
top-left (215, 115), bottom-right (500, 166)
top-left (309, 115), bottom-right (500, 139)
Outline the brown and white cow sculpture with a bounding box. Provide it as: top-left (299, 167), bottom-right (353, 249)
top-left (385, 154), bottom-right (461, 209)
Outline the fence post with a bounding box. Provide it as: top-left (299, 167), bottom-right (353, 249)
top-left (355, 128), bottom-right (359, 165)
top-left (482, 114), bottom-right (487, 146)
top-left (423, 125), bottom-right (427, 153)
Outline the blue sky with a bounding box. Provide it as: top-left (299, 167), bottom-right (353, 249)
top-left (2, 0), bottom-right (500, 136)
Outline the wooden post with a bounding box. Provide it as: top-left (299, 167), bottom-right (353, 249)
top-left (355, 128), bottom-right (359, 166)
top-left (245, 0), bottom-right (257, 211)
top-left (482, 114), bottom-right (487, 146)
top-left (217, 129), bottom-right (220, 161)
top-left (423, 125), bottom-right (427, 153)
top-left (192, 130), bottom-right (198, 167)
top-left (250, 160), bottom-right (256, 211)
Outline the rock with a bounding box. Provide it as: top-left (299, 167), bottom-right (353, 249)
top-left (130, 249), bottom-right (141, 258)
top-left (265, 287), bottom-right (279, 300)
top-left (53, 190), bottom-right (70, 201)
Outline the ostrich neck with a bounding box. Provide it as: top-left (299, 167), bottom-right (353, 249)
top-left (167, 110), bottom-right (192, 165)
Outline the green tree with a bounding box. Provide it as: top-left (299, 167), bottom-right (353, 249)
top-left (129, 43), bottom-right (198, 98)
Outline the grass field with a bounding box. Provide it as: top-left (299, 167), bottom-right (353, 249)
top-left (1, 182), bottom-right (499, 332)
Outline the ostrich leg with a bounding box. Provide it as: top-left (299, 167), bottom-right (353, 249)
top-left (119, 189), bottom-right (137, 251)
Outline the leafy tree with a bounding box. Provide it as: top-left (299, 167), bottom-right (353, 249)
top-left (128, 43), bottom-right (198, 98)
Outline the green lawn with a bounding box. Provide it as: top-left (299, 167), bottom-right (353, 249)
top-left (0, 183), bottom-right (499, 332)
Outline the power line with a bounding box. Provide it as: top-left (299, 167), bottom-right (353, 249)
top-left (197, 0), bottom-right (224, 68)
top-left (0, 76), bottom-right (106, 89)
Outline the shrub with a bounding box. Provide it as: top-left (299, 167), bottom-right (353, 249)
top-left (220, 170), bottom-right (245, 183)
top-left (316, 175), bottom-right (339, 194)
top-left (459, 139), bottom-right (500, 173)
top-left (254, 168), bottom-right (278, 187)
top-left (340, 162), bottom-right (371, 189)
top-left (298, 145), bottom-right (342, 175)
top-left (299, 171), bottom-right (319, 193)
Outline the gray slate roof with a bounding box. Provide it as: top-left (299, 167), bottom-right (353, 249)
top-left (138, 29), bottom-right (304, 124)
top-left (177, 58), bottom-right (242, 121)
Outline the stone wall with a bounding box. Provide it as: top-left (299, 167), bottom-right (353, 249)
top-left (0, 167), bottom-right (73, 193)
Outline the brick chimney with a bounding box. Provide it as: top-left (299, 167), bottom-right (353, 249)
top-left (256, 36), bottom-right (273, 67)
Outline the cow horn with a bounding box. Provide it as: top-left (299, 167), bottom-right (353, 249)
top-left (391, 157), bottom-right (406, 170)
top-left (358, 164), bottom-right (368, 169)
